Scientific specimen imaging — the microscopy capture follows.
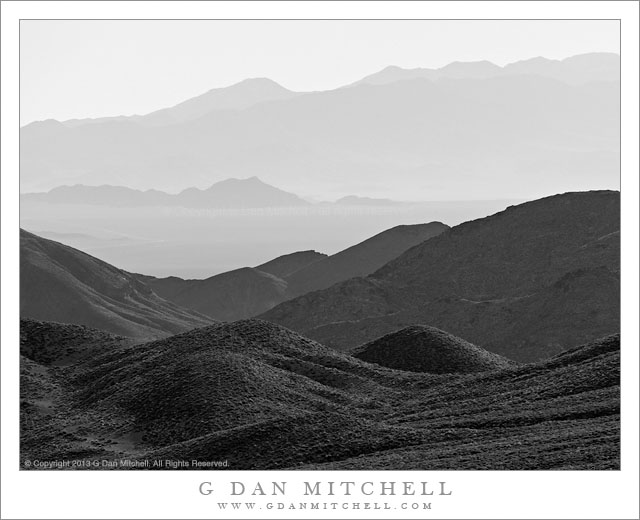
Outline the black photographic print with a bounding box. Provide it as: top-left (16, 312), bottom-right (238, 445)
top-left (5, 6), bottom-right (639, 519)
top-left (17, 17), bottom-right (622, 472)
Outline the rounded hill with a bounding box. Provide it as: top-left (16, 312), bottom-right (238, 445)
top-left (352, 325), bottom-right (517, 374)
top-left (20, 318), bottom-right (132, 365)
top-left (72, 319), bottom-right (408, 448)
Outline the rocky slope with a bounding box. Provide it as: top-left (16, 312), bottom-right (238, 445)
top-left (262, 191), bottom-right (620, 361)
top-left (20, 229), bottom-right (213, 338)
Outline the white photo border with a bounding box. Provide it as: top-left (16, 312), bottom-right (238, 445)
top-left (2, 2), bottom-right (638, 519)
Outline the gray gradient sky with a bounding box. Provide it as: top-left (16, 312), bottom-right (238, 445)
top-left (20, 19), bottom-right (619, 125)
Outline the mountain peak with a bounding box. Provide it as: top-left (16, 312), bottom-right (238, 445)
top-left (180, 177), bottom-right (309, 208)
top-left (438, 60), bottom-right (502, 77)
top-left (24, 178), bottom-right (310, 209)
top-left (232, 77), bottom-right (289, 90)
top-left (381, 65), bottom-right (404, 72)
top-left (206, 176), bottom-right (266, 189)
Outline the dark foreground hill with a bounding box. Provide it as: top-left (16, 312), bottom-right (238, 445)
top-left (21, 319), bottom-right (619, 470)
top-left (262, 191), bottom-right (620, 362)
top-left (302, 333), bottom-right (620, 470)
top-left (20, 318), bottom-right (134, 366)
top-left (20, 229), bottom-right (213, 338)
top-left (352, 325), bottom-right (516, 374)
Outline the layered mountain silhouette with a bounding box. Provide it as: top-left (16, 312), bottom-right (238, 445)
top-left (262, 191), bottom-right (620, 362)
top-left (20, 54), bottom-right (619, 196)
top-left (22, 177), bottom-right (309, 209)
top-left (20, 318), bottom-right (619, 470)
top-left (354, 53), bottom-right (619, 86)
top-left (63, 78), bottom-right (300, 128)
top-left (285, 222), bottom-right (449, 296)
top-left (353, 325), bottom-right (516, 374)
top-left (140, 222), bottom-right (447, 320)
top-left (20, 230), bottom-right (213, 338)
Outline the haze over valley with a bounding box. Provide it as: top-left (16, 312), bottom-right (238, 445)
top-left (21, 178), bottom-right (518, 277)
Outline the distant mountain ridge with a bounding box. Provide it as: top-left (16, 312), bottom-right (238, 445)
top-left (28, 53), bottom-right (619, 130)
top-left (354, 52), bottom-right (619, 86)
top-left (22, 180), bottom-right (482, 210)
top-left (22, 177), bottom-right (310, 208)
top-left (20, 53), bottom-right (619, 196)
top-left (62, 78), bottom-right (300, 128)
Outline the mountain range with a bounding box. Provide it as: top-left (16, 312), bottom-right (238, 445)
top-left (20, 318), bottom-right (619, 470)
top-left (21, 178), bottom-right (432, 209)
top-left (20, 53), bottom-right (619, 198)
top-left (62, 78), bottom-right (300, 128)
top-left (354, 52), bottom-right (620, 86)
top-left (21, 177), bottom-right (310, 209)
top-left (261, 190), bottom-right (620, 362)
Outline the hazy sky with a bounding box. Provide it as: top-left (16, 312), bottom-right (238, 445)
top-left (20, 19), bottom-right (619, 125)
